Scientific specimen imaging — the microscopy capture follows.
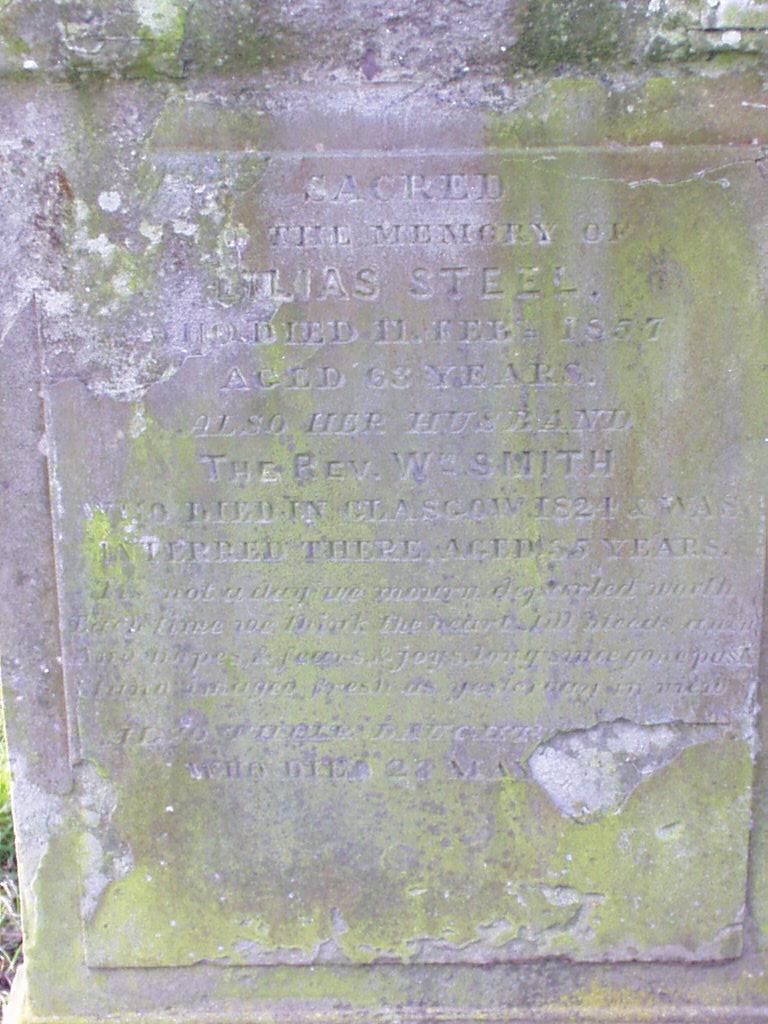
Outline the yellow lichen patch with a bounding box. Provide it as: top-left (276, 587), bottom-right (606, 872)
top-left (82, 508), bottom-right (141, 591)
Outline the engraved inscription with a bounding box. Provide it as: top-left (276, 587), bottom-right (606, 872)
top-left (47, 146), bottom-right (765, 969)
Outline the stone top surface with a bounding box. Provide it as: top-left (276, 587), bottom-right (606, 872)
top-left (2, 0), bottom-right (768, 83)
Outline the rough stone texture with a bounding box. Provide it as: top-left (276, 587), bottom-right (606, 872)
top-left (0, 2), bottom-right (767, 1023)
top-left (5, 0), bottom-right (768, 80)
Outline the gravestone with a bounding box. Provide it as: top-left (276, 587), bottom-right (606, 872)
top-left (1, 3), bottom-right (767, 1022)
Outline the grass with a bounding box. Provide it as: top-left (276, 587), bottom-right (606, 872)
top-left (0, 733), bottom-right (21, 1004)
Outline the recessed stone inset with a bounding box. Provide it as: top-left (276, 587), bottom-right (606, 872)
top-left (37, 137), bottom-right (764, 968)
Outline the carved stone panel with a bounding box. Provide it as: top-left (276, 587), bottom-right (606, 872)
top-left (44, 124), bottom-right (765, 968)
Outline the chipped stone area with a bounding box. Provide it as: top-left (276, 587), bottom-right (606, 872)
top-left (528, 719), bottom-right (727, 820)
top-left (222, 886), bottom-right (605, 965)
top-left (76, 762), bottom-right (133, 922)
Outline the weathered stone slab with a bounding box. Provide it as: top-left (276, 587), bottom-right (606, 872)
top-left (1, 7), bottom-right (768, 1023)
top-left (43, 133), bottom-right (764, 969)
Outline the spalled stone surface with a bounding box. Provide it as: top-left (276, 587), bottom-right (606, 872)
top-left (528, 720), bottom-right (727, 819)
top-left (0, 3), bottom-right (767, 1024)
